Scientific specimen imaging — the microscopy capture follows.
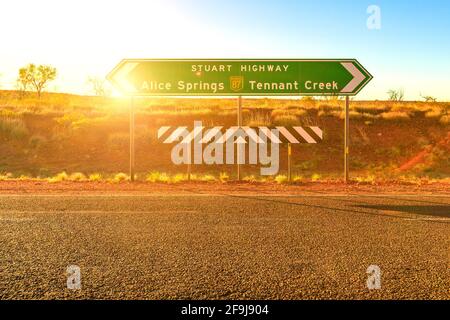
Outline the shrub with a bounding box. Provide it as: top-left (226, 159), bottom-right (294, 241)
top-left (17, 175), bottom-right (32, 181)
top-left (219, 172), bottom-right (229, 183)
top-left (88, 173), bottom-right (103, 182)
top-left (0, 173), bottom-right (13, 181)
top-left (318, 103), bottom-right (340, 112)
top-left (112, 172), bottom-right (130, 183)
top-left (69, 172), bottom-right (87, 182)
top-left (275, 175), bottom-right (288, 184)
top-left (311, 173), bottom-right (322, 182)
top-left (380, 111), bottom-right (410, 121)
top-left (200, 174), bottom-right (217, 182)
top-left (425, 109), bottom-right (442, 118)
top-left (439, 115), bottom-right (449, 125)
top-left (171, 173), bottom-right (188, 183)
top-left (146, 171), bottom-right (170, 183)
top-left (355, 175), bottom-right (376, 185)
top-left (243, 175), bottom-right (257, 182)
top-left (48, 171), bottom-right (69, 183)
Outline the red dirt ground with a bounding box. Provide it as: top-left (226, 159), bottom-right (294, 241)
top-left (0, 180), bottom-right (448, 195)
top-left (399, 131), bottom-right (450, 171)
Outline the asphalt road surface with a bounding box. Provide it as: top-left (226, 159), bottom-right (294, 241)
top-left (0, 194), bottom-right (448, 299)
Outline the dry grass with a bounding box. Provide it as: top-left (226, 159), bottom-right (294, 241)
top-left (439, 115), bottom-right (449, 125)
top-left (355, 175), bottom-right (377, 185)
top-left (48, 171), bottom-right (69, 183)
top-left (275, 175), bottom-right (288, 184)
top-left (146, 171), bottom-right (170, 183)
top-left (0, 117), bottom-right (29, 139)
top-left (219, 172), bottom-right (229, 183)
top-left (245, 112), bottom-right (272, 126)
top-left (111, 172), bottom-right (130, 183)
top-left (272, 114), bottom-right (299, 126)
top-left (88, 173), bottom-right (102, 182)
top-left (380, 111), bottom-right (410, 121)
top-left (243, 175), bottom-right (258, 182)
top-left (69, 172), bottom-right (87, 182)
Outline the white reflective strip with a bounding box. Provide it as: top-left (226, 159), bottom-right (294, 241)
top-left (243, 127), bottom-right (263, 143)
top-left (217, 127), bottom-right (238, 143)
top-left (294, 127), bottom-right (316, 143)
top-left (164, 127), bottom-right (188, 143)
top-left (276, 126), bottom-right (299, 143)
top-left (235, 136), bottom-right (247, 144)
top-left (309, 126), bottom-right (323, 140)
top-left (181, 125), bottom-right (203, 144)
top-left (113, 62), bottom-right (138, 93)
top-left (201, 127), bottom-right (223, 143)
top-left (157, 126), bottom-right (171, 139)
top-left (340, 62), bottom-right (365, 93)
top-left (260, 127), bottom-right (281, 143)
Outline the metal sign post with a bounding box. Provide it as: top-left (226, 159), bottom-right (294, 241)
top-left (237, 96), bottom-right (242, 181)
top-left (129, 96), bottom-right (135, 182)
top-left (288, 143), bottom-right (292, 182)
top-left (344, 96), bottom-right (350, 183)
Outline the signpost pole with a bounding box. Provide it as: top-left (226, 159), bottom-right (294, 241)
top-left (130, 96), bottom-right (136, 182)
top-left (288, 143), bottom-right (292, 182)
top-left (344, 96), bottom-right (350, 183)
top-left (237, 96), bottom-right (242, 181)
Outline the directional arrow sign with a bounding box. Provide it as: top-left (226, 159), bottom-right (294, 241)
top-left (107, 59), bottom-right (372, 96)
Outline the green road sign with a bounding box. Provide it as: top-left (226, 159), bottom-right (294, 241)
top-left (107, 59), bottom-right (372, 96)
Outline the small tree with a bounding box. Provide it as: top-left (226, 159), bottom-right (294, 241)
top-left (387, 88), bottom-right (404, 101)
top-left (87, 76), bottom-right (110, 97)
top-left (17, 64), bottom-right (57, 98)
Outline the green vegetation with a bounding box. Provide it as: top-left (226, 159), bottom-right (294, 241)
top-left (17, 64), bottom-right (57, 98)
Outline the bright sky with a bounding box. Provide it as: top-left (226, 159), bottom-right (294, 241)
top-left (1, 0), bottom-right (449, 100)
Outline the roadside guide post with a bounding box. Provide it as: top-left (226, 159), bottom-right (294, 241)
top-left (129, 96), bottom-right (135, 182)
top-left (237, 96), bottom-right (242, 181)
top-left (344, 96), bottom-right (350, 183)
top-left (288, 143), bottom-right (292, 182)
top-left (107, 59), bottom-right (372, 182)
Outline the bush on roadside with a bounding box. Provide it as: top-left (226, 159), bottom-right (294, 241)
top-left (275, 175), bottom-right (288, 184)
top-left (111, 172), bottom-right (130, 183)
top-left (69, 172), bottom-right (87, 182)
top-left (48, 171), bottom-right (69, 183)
top-left (88, 173), bottom-right (103, 182)
top-left (219, 172), bottom-right (229, 183)
top-left (146, 171), bottom-right (170, 183)
top-left (380, 111), bottom-right (410, 121)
